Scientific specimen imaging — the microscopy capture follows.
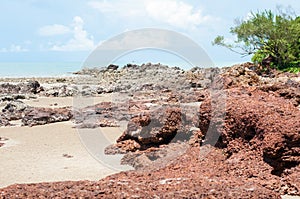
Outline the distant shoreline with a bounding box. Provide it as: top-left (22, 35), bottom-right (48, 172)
top-left (0, 61), bottom-right (246, 78)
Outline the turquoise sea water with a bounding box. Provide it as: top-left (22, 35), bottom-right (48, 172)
top-left (0, 62), bottom-right (82, 77)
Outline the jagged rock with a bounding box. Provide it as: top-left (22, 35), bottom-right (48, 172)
top-left (221, 63), bottom-right (260, 88)
top-left (105, 140), bottom-right (141, 155)
top-left (1, 62), bottom-right (300, 198)
top-left (2, 100), bottom-right (28, 120)
top-left (0, 146), bottom-right (282, 198)
top-left (74, 100), bottom-right (152, 129)
top-left (25, 80), bottom-right (42, 94)
top-left (105, 100), bottom-right (200, 154)
top-left (120, 142), bottom-right (189, 170)
top-left (199, 87), bottom-right (300, 175)
top-left (0, 81), bottom-right (43, 95)
top-left (0, 95), bottom-right (26, 102)
top-left (22, 107), bottom-right (73, 126)
top-left (0, 83), bottom-right (21, 95)
top-left (260, 82), bottom-right (300, 107)
top-left (45, 85), bottom-right (78, 97)
top-left (116, 107), bottom-right (182, 149)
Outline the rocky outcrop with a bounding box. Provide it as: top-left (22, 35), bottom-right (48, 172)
top-left (120, 142), bottom-right (189, 170)
top-left (0, 94), bottom-right (27, 102)
top-left (0, 81), bottom-right (43, 95)
top-left (104, 103), bottom-right (200, 170)
top-left (22, 107), bottom-right (73, 126)
top-left (199, 87), bottom-right (300, 175)
top-left (0, 100), bottom-right (29, 126)
top-left (44, 85), bottom-right (79, 97)
top-left (109, 106), bottom-right (188, 152)
top-left (73, 101), bottom-right (130, 129)
top-left (2, 100), bottom-right (28, 120)
top-left (0, 100), bottom-right (73, 127)
top-left (220, 63), bottom-right (261, 88)
top-left (0, 146), bottom-right (281, 199)
top-left (0, 63), bottom-right (299, 198)
top-left (260, 82), bottom-right (300, 107)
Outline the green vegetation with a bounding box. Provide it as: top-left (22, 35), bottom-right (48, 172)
top-left (213, 8), bottom-right (300, 72)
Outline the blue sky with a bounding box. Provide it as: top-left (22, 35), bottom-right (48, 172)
top-left (0, 0), bottom-right (299, 67)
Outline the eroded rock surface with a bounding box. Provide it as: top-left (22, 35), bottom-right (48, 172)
top-left (199, 87), bottom-right (300, 176)
top-left (0, 63), bottom-right (299, 198)
top-left (0, 80), bottom-right (43, 95)
top-left (2, 100), bottom-right (28, 120)
top-left (22, 107), bottom-right (73, 126)
top-left (117, 107), bottom-right (182, 148)
top-left (0, 146), bottom-right (282, 199)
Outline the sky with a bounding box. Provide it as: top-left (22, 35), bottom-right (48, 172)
top-left (0, 0), bottom-right (299, 67)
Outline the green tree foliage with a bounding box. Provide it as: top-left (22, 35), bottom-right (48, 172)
top-left (213, 9), bottom-right (300, 72)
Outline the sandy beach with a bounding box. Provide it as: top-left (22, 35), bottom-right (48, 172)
top-left (0, 95), bottom-right (131, 188)
top-left (0, 121), bottom-right (128, 188)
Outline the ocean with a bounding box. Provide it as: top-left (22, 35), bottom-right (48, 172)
top-left (0, 62), bottom-right (82, 78)
top-left (0, 61), bottom-right (242, 78)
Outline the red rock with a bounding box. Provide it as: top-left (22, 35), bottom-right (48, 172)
top-left (117, 107), bottom-right (182, 150)
top-left (0, 147), bottom-right (281, 199)
top-left (199, 87), bottom-right (300, 175)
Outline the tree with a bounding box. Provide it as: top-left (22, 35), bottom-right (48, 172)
top-left (213, 9), bottom-right (300, 72)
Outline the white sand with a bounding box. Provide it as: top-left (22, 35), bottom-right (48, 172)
top-left (0, 94), bottom-right (132, 188)
top-left (24, 95), bottom-right (113, 109)
top-left (0, 122), bottom-right (131, 188)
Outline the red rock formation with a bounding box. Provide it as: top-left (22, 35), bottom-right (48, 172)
top-left (116, 107), bottom-right (183, 149)
top-left (0, 146), bottom-right (282, 198)
top-left (199, 87), bottom-right (300, 175)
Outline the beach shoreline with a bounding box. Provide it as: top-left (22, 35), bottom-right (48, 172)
top-left (0, 63), bottom-right (299, 198)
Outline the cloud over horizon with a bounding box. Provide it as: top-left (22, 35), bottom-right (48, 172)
top-left (40, 16), bottom-right (95, 51)
top-left (0, 44), bottom-right (28, 53)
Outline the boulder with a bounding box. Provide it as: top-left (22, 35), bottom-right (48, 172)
top-left (22, 107), bottom-right (73, 126)
top-left (2, 100), bottom-right (28, 120)
top-left (0, 81), bottom-right (43, 95)
top-left (116, 106), bottom-right (182, 149)
top-left (25, 80), bottom-right (43, 94)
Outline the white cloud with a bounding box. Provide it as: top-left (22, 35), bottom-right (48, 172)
top-left (88, 0), bottom-right (216, 29)
top-left (38, 24), bottom-right (71, 36)
top-left (145, 0), bottom-right (213, 29)
top-left (88, 1), bottom-right (117, 13)
top-left (88, 0), bottom-right (144, 18)
top-left (0, 44), bottom-right (28, 53)
top-left (48, 16), bottom-right (95, 51)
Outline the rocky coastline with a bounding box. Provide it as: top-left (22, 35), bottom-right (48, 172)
top-left (0, 62), bottom-right (299, 198)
